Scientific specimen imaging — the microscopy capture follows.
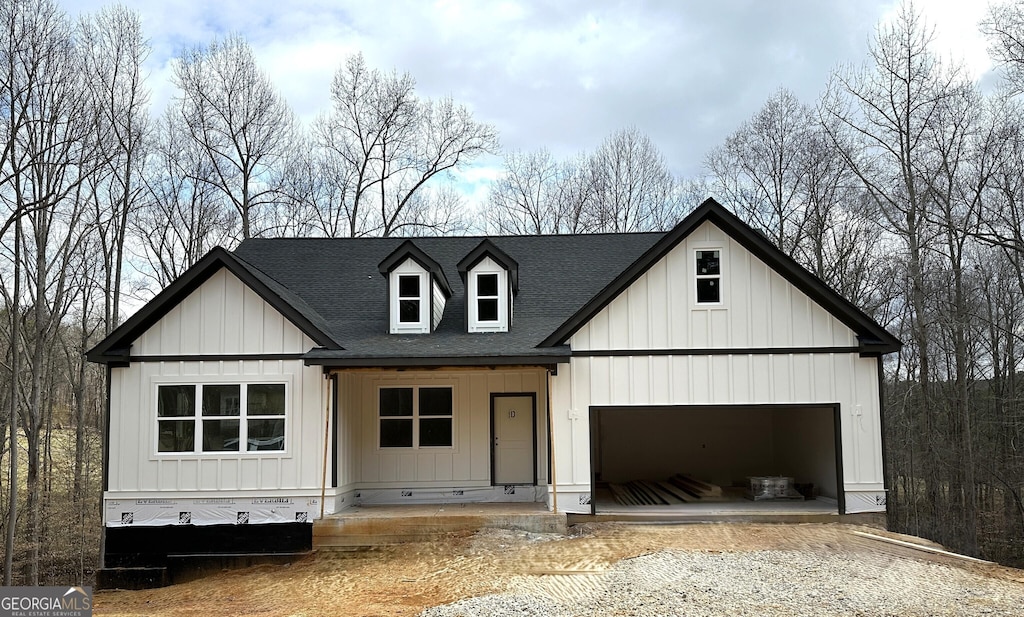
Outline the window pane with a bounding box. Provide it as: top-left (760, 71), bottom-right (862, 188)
top-left (399, 299), bottom-right (420, 323)
top-left (477, 298), bottom-right (499, 322)
top-left (398, 275), bottom-right (420, 298)
top-left (203, 385), bottom-right (240, 416)
top-left (248, 384), bottom-right (285, 416)
top-left (380, 419), bottom-right (413, 447)
top-left (158, 420), bottom-right (194, 452)
top-left (477, 273), bottom-right (498, 297)
top-left (419, 387), bottom-right (452, 417)
top-left (419, 418), bottom-right (452, 447)
top-left (380, 388), bottom-right (413, 416)
top-left (157, 385), bottom-right (195, 417)
top-left (202, 419), bottom-right (240, 452)
top-left (696, 250), bottom-right (720, 275)
top-left (696, 278), bottom-right (720, 303)
top-left (247, 419), bottom-right (285, 451)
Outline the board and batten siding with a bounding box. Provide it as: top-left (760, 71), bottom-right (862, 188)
top-left (549, 220), bottom-right (886, 513)
top-left (106, 268), bottom-right (326, 497)
top-left (570, 221), bottom-right (856, 351)
top-left (336, 368), bottom-right (548, 491)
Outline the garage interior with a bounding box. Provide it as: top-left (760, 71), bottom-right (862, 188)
top-left (590, 405), bottom-right (843, 515)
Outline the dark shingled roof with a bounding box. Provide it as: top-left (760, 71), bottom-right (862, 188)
top-left (232, 232), bottom-right (664, 366)
top-left (87, 199), bottom-right (900, 367)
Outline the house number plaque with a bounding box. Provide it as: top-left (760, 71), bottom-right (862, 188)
top-left (509, 410), bottom-right (516, 418)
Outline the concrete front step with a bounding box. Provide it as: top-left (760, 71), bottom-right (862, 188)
top-left (314, 504), bottom-right (566, 548)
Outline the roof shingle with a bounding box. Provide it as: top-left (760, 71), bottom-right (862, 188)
top-left (232, 232), bottom-right (664, 364)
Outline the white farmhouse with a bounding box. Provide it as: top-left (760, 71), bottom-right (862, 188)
top-left (88, 198), bottom-right (900, 583)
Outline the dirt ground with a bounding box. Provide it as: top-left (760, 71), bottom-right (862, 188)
top-left (94, 523), bottom-right (1024, 617)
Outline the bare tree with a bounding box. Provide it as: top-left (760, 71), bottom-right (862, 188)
top-left (485, 148), bottom-right (599, 235)
top-left (311, 53), bottom-right (498, 237)
top-left (584, 126), bottom-right (680, 232)
top-left (172, 33), bottom-right (296, 240)
top-left (133, 107), bottom-right (236, 292)
top-left (485, 128), bottom-right (684, 235)
top-left (0, 0), bottom-right (101, 584)
top-left (552, 153), bottom-right (598, 233)
top-left (706, 88), bottom-right (813, 252)
top-left (818, 1), bottom-right (1016, 559)
top-left (982, 1), bottom-right (1024, 94)
top-left (78, 4), bottom-right (149, 332)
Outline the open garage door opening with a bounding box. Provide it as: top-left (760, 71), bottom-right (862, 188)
top-left (590, 405), bottom-right (844, 516)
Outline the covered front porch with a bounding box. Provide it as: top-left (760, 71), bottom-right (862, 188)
top-left (323, 365), bottom-right (556, 514)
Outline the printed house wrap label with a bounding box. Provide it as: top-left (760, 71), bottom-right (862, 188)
top-left (104, 498), bottom-right (313, 526)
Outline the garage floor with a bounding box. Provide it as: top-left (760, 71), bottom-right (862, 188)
top-left (592, 486), bottom-right (838, 517)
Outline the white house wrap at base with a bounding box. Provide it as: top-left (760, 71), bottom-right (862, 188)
top-left (88, 198), bottom-right (900, 574)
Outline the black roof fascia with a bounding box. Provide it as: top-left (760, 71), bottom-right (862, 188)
top-left (302, 351), bottom-right (570, 369)
top-left (86, 247), bottom-right (342, 364)
top-left (456, 238), bottom-right (520, 294)
top-left (377, 239), bottom-right (452, 297)
top-left (540, 198), bottom-right (902, 354)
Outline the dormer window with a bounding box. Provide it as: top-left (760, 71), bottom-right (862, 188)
top-left (398, 274), bottom-right (423, 324)
top-left (476, 274), bottom-right (499, 322)
top-left (388, 263), bottom-right (429, 333)
top-left (379, 240), bottom-right (452, 335)
top-left (467, 263), bottom-right (509, 332)
top-left (458, 239), bottom-right (518, 334)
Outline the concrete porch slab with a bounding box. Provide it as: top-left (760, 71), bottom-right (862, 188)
top-left (314, 502), bottom-right (566, 548)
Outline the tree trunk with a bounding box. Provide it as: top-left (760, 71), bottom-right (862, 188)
top-left (4, 216), bottom-right (20, 585)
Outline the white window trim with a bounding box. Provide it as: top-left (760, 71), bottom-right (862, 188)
top-left (389, 261), bottom-right (430, 334)
top-left (152, 377), bottom-right (291, 457)
top-left (693, 245), bottom-right (725, 307)
top-left (377, 385), bottom-right (455, 450)
top-left (467, 262), bottom-right (509, 332)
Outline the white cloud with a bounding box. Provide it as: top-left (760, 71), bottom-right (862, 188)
top-left (63, 0), bottom-right (1000, 188)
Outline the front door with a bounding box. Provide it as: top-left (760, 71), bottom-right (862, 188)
top-left (492, 395), bottom-right (535, 485)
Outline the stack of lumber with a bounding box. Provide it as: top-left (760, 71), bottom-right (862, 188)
top-left (668, 474), bottom-right (723, 500)
top-left (608, 475), bottom-right (724, 507)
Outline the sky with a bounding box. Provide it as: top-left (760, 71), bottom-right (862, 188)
top-left (62, 0), bottom-right (999, 205)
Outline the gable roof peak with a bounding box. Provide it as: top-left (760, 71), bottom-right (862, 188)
top-left (456, 238), bottom-right (520, 294)
top-left (540, 196), bottom-right (901, 354)
top-left (378, 239), bottom-right (452, 297)
top-left (87, 246), bottom-right (342, 364)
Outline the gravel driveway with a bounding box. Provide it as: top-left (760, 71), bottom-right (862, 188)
top-left (95, 522), bottom-right (1024, 616)
top-left (421, 525), bottom-right (1024, 617)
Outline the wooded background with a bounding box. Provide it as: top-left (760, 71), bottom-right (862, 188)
top-left (2, 0), bottom-right (1024, 585)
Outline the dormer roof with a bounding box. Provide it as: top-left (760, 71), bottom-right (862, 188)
top-left (378, 240), bottom-right (452, 298)
top-left (456, 238), bottom-right (519, 294)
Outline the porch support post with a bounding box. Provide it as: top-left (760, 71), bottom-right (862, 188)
top-left (547, 368), bottom-right (558, 514)
top-left (320, 373), bottom-right (332, 519)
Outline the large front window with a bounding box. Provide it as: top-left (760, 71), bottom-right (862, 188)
top-left (379, 386), bottom-right (453, 448)
top-left (157, 383), bottom-right (286, 453)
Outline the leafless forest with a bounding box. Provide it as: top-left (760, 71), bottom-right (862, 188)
top-left (2, 0), bottom-right (1024, 585)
